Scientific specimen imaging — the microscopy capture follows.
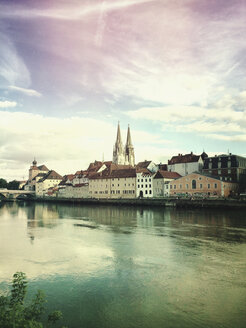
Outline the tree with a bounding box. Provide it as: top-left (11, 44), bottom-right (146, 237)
top-left (0, 272), bottom-right (65, 328)
top-left (0, 178), bottom-right (7, 189)
top-left (7, 180), bottom-right (20, 190)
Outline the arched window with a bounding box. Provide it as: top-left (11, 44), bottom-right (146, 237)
top-left (192, 179), bottom-right (196, 189)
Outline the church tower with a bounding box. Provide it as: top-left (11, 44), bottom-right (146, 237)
top-left (125, 125), bottom-right (135, 166)
top-left (28, 158), bottom-right (39, 182)
top-left (113, 122), bottom-right (125, 165)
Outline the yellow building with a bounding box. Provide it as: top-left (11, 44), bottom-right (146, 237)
top-left (89, 168), bottom-right (136, 199)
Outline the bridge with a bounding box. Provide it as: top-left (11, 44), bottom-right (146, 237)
top-left (0, 189), bottom-right (35, 201)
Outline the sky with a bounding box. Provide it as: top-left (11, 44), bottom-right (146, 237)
top-left (0, 0), bottom-right (246, 181)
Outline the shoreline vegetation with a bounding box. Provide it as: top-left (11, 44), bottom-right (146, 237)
top-left (0, 272), bottom-right (64, 328)
top-left (2, 196), bottom-right (246, 209)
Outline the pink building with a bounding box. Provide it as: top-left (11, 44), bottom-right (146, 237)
top-left (169, 172), bottom-right (239, 198)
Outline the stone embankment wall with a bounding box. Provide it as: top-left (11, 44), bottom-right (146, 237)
top-left (33, 197), bottom-right (246, 209)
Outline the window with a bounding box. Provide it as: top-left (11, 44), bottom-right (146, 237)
top-left (186, 184), bottom-right (188, 189)
top-left (200, 184), bottom-right (202, 189)
top-left (141, 179), bottom-right (143, 182)
top-left (145, 190), bottom-right (148, 194)
top-left (174, 185), bottom-right (176, 189)
top-left (149, 178), bottom-right (151, 182)
top-left (208, 184), bottom-right (210, 189)
top-left (170, 185), bottom-right (172, 189)
top-left (214, 183), bottom-right (217, 188)
top-left (138, 179), bottom-right (140, 182)
top-left (149, 184), bottom-right (151, 188)
top-left (192, 180), bottom-right (196, 189)
top-left (149, 190), bottom-right (152, 194)
top-left (180, 184), bottom-right (182, 189)
top-left (218, 170), bottom-right (221, 174)
top-left (228, 169), bottom-right (231, 174)
top-left (145, 184), bottom-right (148, 188)
top-left (145, 178), bottom-right (147, 182)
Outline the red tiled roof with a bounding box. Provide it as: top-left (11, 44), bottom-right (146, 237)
top-left (154, 170), bottom-right (181, 179)
top-left (168, 153), bottom-right (201, 165)
top-left (90, 168), bottom-right (136, 179)
top-left (74, 183), bottom-right (89, 187)
top-left (136, 160), bottom-right (152, 168)
top-left (136, 168), bottom-right (151, 175)
top-left (66, 174), bottom-right (74, 181)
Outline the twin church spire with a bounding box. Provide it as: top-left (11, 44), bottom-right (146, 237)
top-left (113, 122), bottom-right (135, 166)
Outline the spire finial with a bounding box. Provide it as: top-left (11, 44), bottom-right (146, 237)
top-left (126, 124), bottom-right (132, 146)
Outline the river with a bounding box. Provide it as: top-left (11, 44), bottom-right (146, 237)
top-left (0, 201), bottom-right (245, 328)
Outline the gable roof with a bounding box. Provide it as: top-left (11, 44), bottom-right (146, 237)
top-left (168, 152), bottom-right (201, 165)
top-left (32, 173), bottom-right (46, 180)
top-left (154, 170), bottom-right (181, 179)
top-left (39, 170), bottom-right (63, 182)
top-left (90, 167), bottom-right (136, 180)
top-left (136, 160), bottom-right (152, 168)
top-left (37, 165), bottom-right (49, 171)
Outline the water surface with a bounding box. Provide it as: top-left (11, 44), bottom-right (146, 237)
top-left (0, 202), bottom-right (245, 328)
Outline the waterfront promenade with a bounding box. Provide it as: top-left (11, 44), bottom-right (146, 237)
top-left (32, 196), bottom-right (246, 209)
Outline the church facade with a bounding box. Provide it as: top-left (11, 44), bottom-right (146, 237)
top-left (113, 123), bottom-right (135, 166)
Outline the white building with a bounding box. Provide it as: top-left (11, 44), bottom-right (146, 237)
top-left (136, 170), bottom-right (153, 198)
top-left (153, 170), bottom-right (181, 197)
top-left (24, 159), bottom-right (49, 191)
top-left (168, 152), bottom-right (208, 176)
top-left (36, 170), bottom-right (63, 196)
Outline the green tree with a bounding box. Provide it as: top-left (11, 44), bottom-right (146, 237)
top-left (7, 180), bottom-right (20, 190)
top-left (0, 178), bottom-right (7, 188)
top-left (0, 272), bottom-right (64, 328)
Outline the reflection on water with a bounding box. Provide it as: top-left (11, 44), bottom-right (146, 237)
top-left (0, 201), bottom-right (246, 328)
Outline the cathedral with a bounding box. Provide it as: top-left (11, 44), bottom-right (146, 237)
top-left (113, 123), bottom-right (135, 166)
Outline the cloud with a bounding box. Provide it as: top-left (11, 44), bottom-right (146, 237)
top-left (0, 111), bottom-right (169, 181)
top-left (8, 86), bottom-right (42, 97)
top-left (126, 92), bottom-right (246, 142)
top-left (0, 33), bottom-right (30, 86)
top-left (0, 100), bottom-right (17, 108)
top-left (0, 0), bottom-right (155, 20)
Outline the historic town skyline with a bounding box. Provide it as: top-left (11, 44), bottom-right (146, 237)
top-left (0, 0), bottom-right (246, 180)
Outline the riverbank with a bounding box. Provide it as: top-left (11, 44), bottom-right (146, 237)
top-left (27, 196), bottom-right (246, 209)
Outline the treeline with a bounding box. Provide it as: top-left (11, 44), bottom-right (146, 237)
top-left (0, 178), bottom-right (20, 190)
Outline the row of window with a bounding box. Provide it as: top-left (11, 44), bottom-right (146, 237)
top-left (208, 162), bottom-right (231, 169)
top-left (137, 178), bottom-right (152, 182)
top-left (94, 190), bottom-right (135, 195)
top-left (143, 190), bottom-right (152, 194)
top-left (137, 184), bottom-right (152, 189)
top-left (170, 182), bottom-right (218, 190)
